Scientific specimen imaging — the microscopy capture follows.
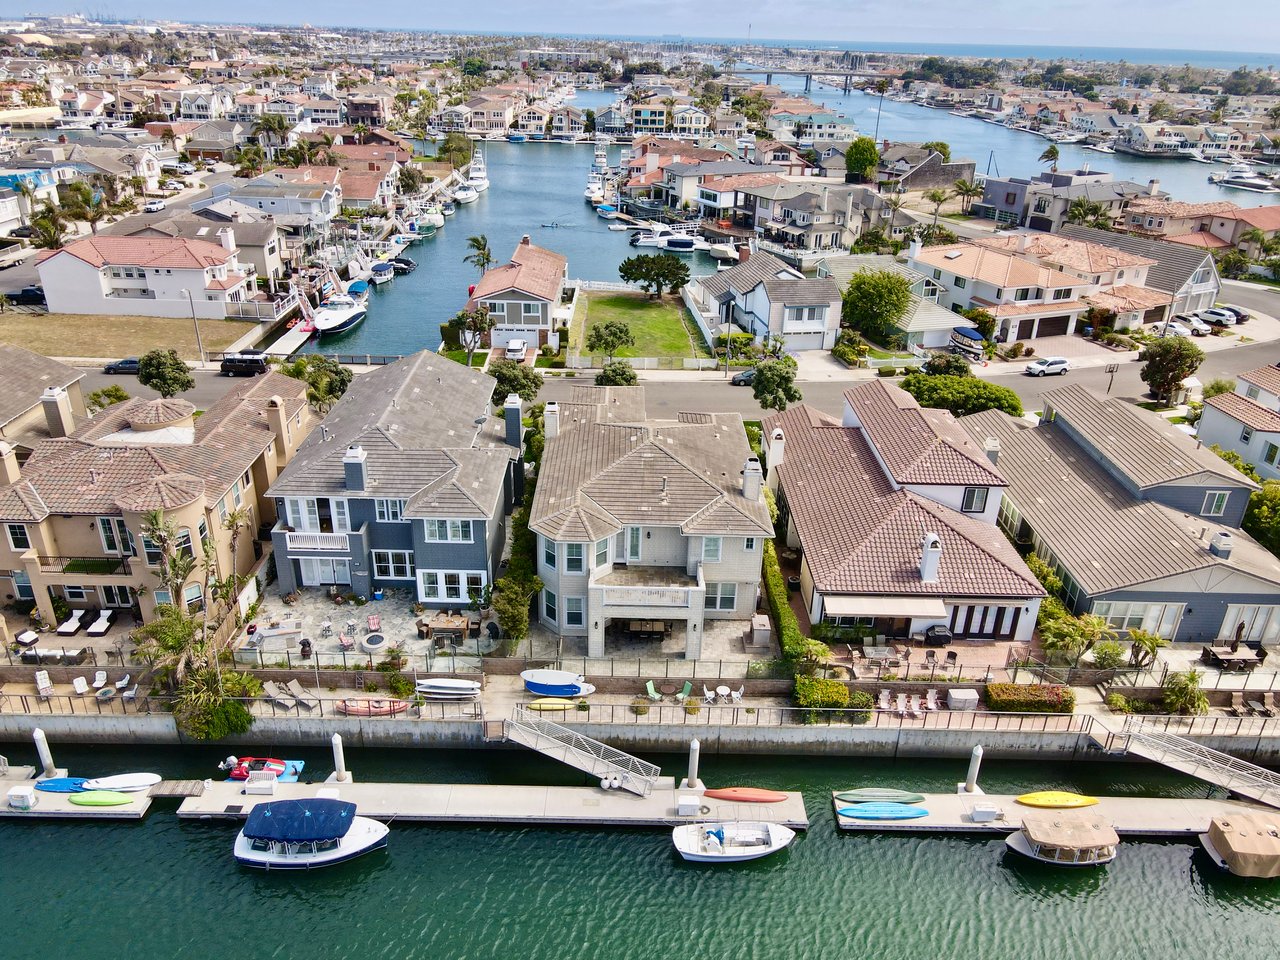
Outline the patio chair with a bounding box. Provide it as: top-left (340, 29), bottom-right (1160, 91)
top-left (72, 676), bottom-right (90, 696)
top-left (366, 614), bottom-right (381, 633)
top-left (944, 650), bottom-right (959, 669)
top-left (286, 679), bottom-right (320, 711)
top-left (895, 692), bottom-right (907, 717)
top-left (877, 689), bottom-right (891, 710)
top-left (703, 685), bottom-right (716, 705)
top-left (263, 681), bottom-right (298, 711)
top-left (121, 684), bottom-right (138, 703)
top-left (114, 673), bottom-right (131, 690)
top-left (676, 680), bottom-right (693, 701)
top-left (645, 680), bottom-right (663, 702)
top-left (35, 670), bottom-right (53, 700)
top-left (1227, 692), bottom-right (1249, 717)
top-left (731, 686), bottom-right (744, 704)
top-left (908, 694), bottom-right (922, 718)
top-left (91, 670), bottom-right (108, 689)
top-left (338, 633), bottom-right (355, 651)
top-left (925, 689), bottom-right (940, 711)
top-left (925, 649), bottom-right (938, 667)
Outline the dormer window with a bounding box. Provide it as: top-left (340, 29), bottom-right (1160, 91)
top-left (961, 487), bottom-right (988, 513)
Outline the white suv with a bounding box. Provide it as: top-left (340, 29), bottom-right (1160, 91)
top-left (505, 339), bottom-right (529, 362)
top-left (1024, 357), bottom-right (1069, 377)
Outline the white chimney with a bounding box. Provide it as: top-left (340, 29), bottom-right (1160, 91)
top-left (766, 427), bottom-right (784, 491)
top-left (1016, 232), bottom-right (1030, 253)
top-left (1209, 531), bottom-right (1234, 559)
top-left (920, 532), bottom-right (942, 583)
top-left (40, 386), bottom-right (75, 439)
top-left (742, 456), bottom-right (763, 501)
top-left (543, 400), bottom-right (559, 440)
top-left (984, 436), bottom-right (1000, 465)
top-left (906, 238), bottom-right (922, 260)
top-left (0, 440), bottom-right (19, 486)
top-left (217, 226), bottom-right (236, 252)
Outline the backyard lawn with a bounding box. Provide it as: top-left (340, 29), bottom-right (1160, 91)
top-left (582, 292), bottom-right (710, 359)
top-left (0, 311), bottom-right (248, 360)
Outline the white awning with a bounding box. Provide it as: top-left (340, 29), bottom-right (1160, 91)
top-left (822, 596), bottom-right (948, 619)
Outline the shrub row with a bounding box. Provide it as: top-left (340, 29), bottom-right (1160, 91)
top-left (984, 682), bottom-right (1076, 714)
top-left (794, 675), bottom-right (849, 709)
top-left (763, 539), bottom-right (805, 663)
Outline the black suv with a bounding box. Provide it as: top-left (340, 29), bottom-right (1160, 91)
top-left (219, 350), bottom-right (269, 376)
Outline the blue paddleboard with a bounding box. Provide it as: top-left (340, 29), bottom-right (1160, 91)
top-left (35, 777), bottom-right (88, 793)
top-left (838, 802), bottom-right (929, 821)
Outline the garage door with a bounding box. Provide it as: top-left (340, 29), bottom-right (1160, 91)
top-left (1034, 315), bottom-right (1071, 337)
top-left (784, 332), bottom-right (826, 351)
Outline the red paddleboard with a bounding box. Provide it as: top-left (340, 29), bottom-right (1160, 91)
top-left (703, 787), bottom-right (788, 803)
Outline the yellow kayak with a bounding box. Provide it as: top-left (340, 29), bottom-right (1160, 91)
top-left (526, 698), bottom-right (578, 712)
top-left (1016, 791), bottom-right (1099, 809)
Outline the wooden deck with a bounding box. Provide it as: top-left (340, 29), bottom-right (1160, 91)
top-left (832, 791), bottom-right (1267, 837)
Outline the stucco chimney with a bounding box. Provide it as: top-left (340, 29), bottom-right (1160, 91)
top-left (264, 395), bottom-right (289, 453)
top-left (984, 436), bottom-right (1000, 465)
top-left (742, 456), bottom-right (763, 501)
top-left (1016, 232), bottom-right (1030, 253)
top-left (907, 238), bottom-right (923, 260)
top-left (0, 441), bottom-right (19, 486)
top-left (217, 226), bottom-right (235, 252)
top-left (40, 386), bottom-right (75, 439)
top-left (766, 427), bottom-right (784, 491)
top-left (505, 393), bottom-right (524, 447)
top-left (343, 444), bottom-right (367, 491)
top-left (520, 234), bottom-right (531, 245)
top-left (542, 399), bottom-right (559, 440)
top-left (1148, 178), bottom-right (1160, 196)
top-left (920, 533), bottom-right (942, 583)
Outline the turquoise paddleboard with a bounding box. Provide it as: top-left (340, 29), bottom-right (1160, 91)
top-left (838, 802), bottom-right (929, 820)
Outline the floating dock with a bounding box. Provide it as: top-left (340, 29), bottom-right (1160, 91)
top-left (832, 792), bottom-right (1265, 837)
top-left (264, 320), bottom-right (315, 357)
top-left (178, 778), bottom-right (810, 829)
top-left (0, 768), bottom-right (153, 820)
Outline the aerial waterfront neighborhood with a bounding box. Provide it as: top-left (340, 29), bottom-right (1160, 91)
top-left (4, 9), bottom-right (1280, 954)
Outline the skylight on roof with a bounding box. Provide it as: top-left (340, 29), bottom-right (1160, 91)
top-left (944, 251), bottom-right (963, 260)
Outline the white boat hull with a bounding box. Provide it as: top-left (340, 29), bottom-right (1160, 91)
top-left (1004, 831), bottom-right (1116, 867)
top-left (313, 306), bottom-right (367, 336)
top-left (82, 773), bottom-right (161, 793)
top-left (235, 816), bottom-right (388, 870)
top-left (673, 821), bottom-right (795, 863)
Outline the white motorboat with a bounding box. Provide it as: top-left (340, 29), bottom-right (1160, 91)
top-left (1200, 813), bottom-right (1280, 877)
top-left (369, 261), bottom-right (395, 285)
top-left (421, 204), bottom-right (446, 228)
top-left (1187, 150), bottom-right (1215, 163)
top-left (453, 183), bottom-right (479, 204)
top-left (708, 241), bottom-right (739, 261)
top-left (312, 294), bottom-right (367, 336)
top-left (467, 149), bottom-right (490, 192)
top-left (1210, 163), bottom-right (1280, 193)
top-left (584, 171), bottom-right (605, 201)
top-left (660, 234), bottom-right (711, 253)
top-left (520, 668), bottom-right (596, 697)
top-left (672, 821), bottom-right (796, 863)
top-left (234, 798), bottom-right (388, 870)
top-left (1083, 143), bottom-right (1116, 154)
top-left (442, 199), bottom-right (457, 217)
top-left (1004, 815), bottom-right (1118, 867)
top-left (608, 223), bottom-right (630, 231)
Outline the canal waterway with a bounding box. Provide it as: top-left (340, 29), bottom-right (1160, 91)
top-left (1, 741), bottom-right (1277, 959)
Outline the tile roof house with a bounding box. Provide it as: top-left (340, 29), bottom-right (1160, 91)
top-left (963, 388), bottom-right (1280, 644)
top-left (528, 386), bottom-right (772, 658)
top-left (1198, 363), bottom-right (1280, 484)
top-left (466, 235), bottom-right (569, 352)
top-left (0, 371), bottom-right (313, 628)
top-left (816, 254), bottom-right (956, 348)
top-left (764, 380), bottom-right (1043, 641)
top-left (1059, 224), bottom-right (1221, 316)
top-left (267, 352), bottom-right (524, 605)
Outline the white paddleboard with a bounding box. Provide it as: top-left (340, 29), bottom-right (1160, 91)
top-left (81, 773), bottom-right (161, 793)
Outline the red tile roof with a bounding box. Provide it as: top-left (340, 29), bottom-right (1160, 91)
top-left (468, 238), bottom-right (566, 305)
top-left (1165, 231), bottom-right (1232, 249)
top-left (1206, 392), bottom-right (1280, 433)
top-left (37, 236), bottom-right (233, 269)
top-left (1240, 364), bottom-right (1280, 396)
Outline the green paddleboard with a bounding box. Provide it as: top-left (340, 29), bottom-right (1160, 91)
top-left (68, 790), bottom-right (134, 806)
top-left (835, 788), bottom-right (926, 805)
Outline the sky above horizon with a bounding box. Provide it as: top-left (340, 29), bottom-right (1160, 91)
top-left (15, 2), bottom-right (1280, 56)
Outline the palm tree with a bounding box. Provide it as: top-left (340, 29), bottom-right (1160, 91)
top-left (871, 78), bottom-right (890, 143)
top-left (235, 144), bottom-right (265, 178)
top-left (1268, 105), bottom-right (1280, 129)
top-left (351, 122), bottom-right (369, 145)
top-left (464, 233), bottom-right (493, 277)
top-left (1162, 668), bottom-right (1209, 715)
top-left (952, 178), bottom-right (983, 214)
top-left (1239, 227), bottom-right (1269, 259)
top-left (923, 188), bottom-right (950, 232)
top-left (1126, 628), bottom-right (1169, 669)
top-left (29, 201), bottom-right (66, 249)
top-left (14, 180), bottom-right (36, 227)
top-left (252, 113), bottom-right (292, 161)
top-left (1066, 197), bottom-right (1112, 230)
top-left (1038, 144), bottom-right (1060, 171)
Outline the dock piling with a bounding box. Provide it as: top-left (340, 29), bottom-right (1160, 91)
top-left (331, 734), bottom-right (350, 783)
top-left (33, 729), bottom-right (55, 779)
top-left (680, 738), bottom-right (704, 791)
top-left (960, 745), bottom-right (984, 795)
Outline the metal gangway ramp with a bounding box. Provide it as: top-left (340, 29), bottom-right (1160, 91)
top-left (504, 706), bottom-right (661, 797)
top-left (1121, 717), bottom-right (1280, 809)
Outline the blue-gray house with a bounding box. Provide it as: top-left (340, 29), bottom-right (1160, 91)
top-left (963, 386), bottom-right (1280, 645)
top-left (266, 351), bottom-right (523, 605)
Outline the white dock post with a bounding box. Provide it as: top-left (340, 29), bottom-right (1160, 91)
top-left (679, 738), bottom-right (704, 792)
top-left (958, 744), bottom-right (985, 795)
top-left (331, 733), bottom-right (351, 783)
top-left (33, 728), bottom-right (56, 779)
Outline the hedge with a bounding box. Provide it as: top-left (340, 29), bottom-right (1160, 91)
top-left (984, 682), bottom-right (1075, 714)
top-left (763, 540), bottom-right (805, 662)
top-left (794, 675), bottom-right (850, 709)
top-left (848, 689), bottom-right (874, 724)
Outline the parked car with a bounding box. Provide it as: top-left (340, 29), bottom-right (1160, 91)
top-left (1222, 305), bottom-right (1250, 323)
top-left (162, 161), bottom-right (196, 175)
top-left (1155, 319), bottom-right (1193, 338)
top-left (1175, 314), bottom-right (1211, 336)
top-left (162, 178), bottom-right (184, 191)
top-left (9, 224), bottom-right (34, 239)
top-left (1024, 357), bottom-right (1070, 377)
top-left (730, 367), bottom-right (757, 386)
top-left (143, 199), bottom-right (166, 213)
top-left (1197, 308), bottom-right (1237, 326)
top-left (103, 357), bottom-right (140, 375)
top-left (504, 339), bottom-right (528, 362)
top-left (219, 350), bottom-right (269, 376)
top-left (6, 285), bottom-right (45, 305)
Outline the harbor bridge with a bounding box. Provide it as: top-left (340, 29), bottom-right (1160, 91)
top-left (731, 68), bottom-right (879, 94)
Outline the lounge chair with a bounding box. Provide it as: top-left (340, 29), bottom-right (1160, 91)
top-left (1263, 692), bottom-right (1279, 717)
top-left (338, 633), bottom-right (355, 651)
top-left (366, 614), bottom-right (381, 633)
top-left (121, 684), bottom-right (138, 703)
top-left (263, 680), bottom-right (298, 711)
top-left (731, 686), bottom-right (744, 704)
top-left (907, 694), bottom-right (922, 718)
top-left (676, 680), bottom-right (693, 701)
top-left (56, 609), bottom-right (86, 636)
top-left (91, 670), bottom-right (107, 689)
top-left (644, 680), bottom-right (663, 702)
top-left (286, 679), bottom-right (320, 711)
top-left (72, 676), bottom-right (90, 696)
top-left (895, 692), bottom-right (908, 717)
top-left (703, 685), bottom-right (716, 705)
top-left (925, 689), bottom-right (940, 711)
top-left (115, 673), bottom-right (131, 690)
top-left (877, 689), bottom-right (891, 710)
top-left (86, 609), bottom-right (114, 637)
top-left (1228, 692), bottom-right (1249, 717)
top-left (35, 670), bottom-right (53, 700)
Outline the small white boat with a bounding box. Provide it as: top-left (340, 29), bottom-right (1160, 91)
top-left (415, 678), bottom-right (481, 698)
top-left (1200, 813), bottom-right (1280, 877)
top-left (608, 223), bottom-right (630, 231)
top-left (672, 821), bottom-right (796, 863)
top-left (1084, 143), bottom-right (1115, 154)
top-left (660, 234), bottom-right (711, 253)
top-left (1004, 815), bottom-right (1118, 867)
top-left (453, 183), bottom-right (479, 204)
top-left (421, 205), bottom-right (445, 228)
top-left (1187, 150), bottom-right (1215, 164)
top-left (369, 262), bottom-right (395, 285)
top-left (234, 798), bottom-right (388, 870)
top-left (520, 668), bottom-right (595, 697)
top-left (81, 773), bottom-right (161, 793)
top-left (467, 149), bottom-right (490, 192)
top-left (708, 241), bottom-right (738, 261)
top-left (313, 294), bottom-right (367, 336)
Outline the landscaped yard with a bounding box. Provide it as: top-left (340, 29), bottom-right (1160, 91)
top-left (442, 349), bottom-right (489, 368)
top-left (0, 311), bottom-right (248, 360)
top-left (582, 292), bottom-right (711, 359)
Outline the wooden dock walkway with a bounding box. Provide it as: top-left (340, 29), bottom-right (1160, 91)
top-left (832, 792), bottom-right (1265, 837)
top-left (0, 769), bottom-right (152, 820)
top-left (149, 780), bottom-right (206, 799)
top-left (264, 323), bottom-right (315, 358)
top-left (178, 780), bottom-right (810, 829)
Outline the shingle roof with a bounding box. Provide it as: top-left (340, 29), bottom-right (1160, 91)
top-left (843, 380), bottom-right (1007, 487)
top-left (961, 409), bottom-right (1280, 595)
top-left (0, 344), bottom-right (83, 429)
top-left (764, 404), bottom-right (1041, 598)
top-left (1042, 384), bottom-right (1258, 490)
top-left (1059, 224), bottom-right (1218, 295)
top-left (816, 254), bottom-right (929, 288)
top-left (698, 251), bottom-right (804, 300)
top-left (1205, 392), bottom-right (1280, 433)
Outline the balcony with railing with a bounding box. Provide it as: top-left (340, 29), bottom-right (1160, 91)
top-left (593, 565), bottom-right (701, 610)
top-left (274, 521), bottom-right (359, 553)
top-left (37, 555), bottom-right (132, 577)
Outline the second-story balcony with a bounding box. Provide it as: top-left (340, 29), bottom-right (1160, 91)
top-left (593, 566), bottom-right (701, 610)
top-left (38, 555), bottom-right (132, 577)
top-left (280, 528), bottom-right (352, 552)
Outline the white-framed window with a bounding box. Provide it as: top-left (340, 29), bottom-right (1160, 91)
top-left (141, 536), bottom-right (163, 566)
top-left (424, 518), bottom-right (473, 542)
top-left (372, 550), bottom-right (415, 580)
top-left (744, 537), bottom-right (757, 552)
top-left (1202, 491), bottom-right (1230, 517)
top-left (332, 498), bottom-right (350, 533)
top-left (375, 499), bottom-right (406, 523)
top-left (1221, 604), bottom-right (1280, 644)
top-left (626, 526), bottom-right (641, 561)
top-left (285, 497), bottom-right (320, 532)
top-left (6, 523), bottom-right (31, 551)
top-left (1266, 442), bottom-right (1280, 466)
top-left (197, 517), bottom-right (209, 547)
top-left (1052, 288), bottom-right (1072, 301)
top-left (543, 536), bottom-right (556, 568)
top-left (702, 536), bottom-right (722, 563)
top-left (64, 585), bottom-right (89, 602)
top-left (1242, 426), bottom-right (1254, 444)
top-left (705, 582), bottom-right (737, 611)
top-left (565, 543), bottom-right (584, 573)
top-left (544, 588), bottom-right (558, 622)
top-left (1246, 384), bottom-right (1260, 400)
top-left (98, 517), bottom-right (133, 556)
top-left (183, 583), bottom-right (204, 613)
top-left (961, 487), bottom-right (988, 513)
top-left (595, 538), bottom-right (609, 567)
top-left (175, 527), bottom-right (194, 559)
top-left (419, 569), bottom-right (485, 601)
top-left (1091, 600), bottom-right (1184, 638)
top-left (232, 478), bottom-right (243, 508)
top-left (522, 302), bottom-right (540, 316)
top-left (565, 596), bottom-right (584, 627)
top-left (484, 300), bottom-right (506, 317)
top-left (11, 569), bottom-right (32, 599)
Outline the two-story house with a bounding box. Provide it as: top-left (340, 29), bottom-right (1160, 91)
top-left (816, 254), bottom-right (958, 349)
top-left (529, 386), bottom-right (773, 658)
top-left (466, 235), bottom-right (568, 352)
top-left (764, 380), bottom-right (1044, 641)
top-left (267, 353), bottom-right (523, 604)
top-left (1059, 225), bottom-right (1222, 316)
top-left (1198, 364), bottom-right (1280, 482)
top-left (464, 96), bottom-right (516, 133)
top-left (550, 106), bottom-right (586, 140)
top-left (0, 345), bottom-right (86, 462)
top-left (965, 387), bottom-right (1280, 644)
top-left (0, 372), bottom-right (311, 628)
top-left (516, 101), bottom-right (551, 135)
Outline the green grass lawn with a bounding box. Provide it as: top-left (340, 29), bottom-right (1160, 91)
top-left (442, 349), bottom-right (488, 367)
top-left (583, 292), bottom-right (710, 359)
